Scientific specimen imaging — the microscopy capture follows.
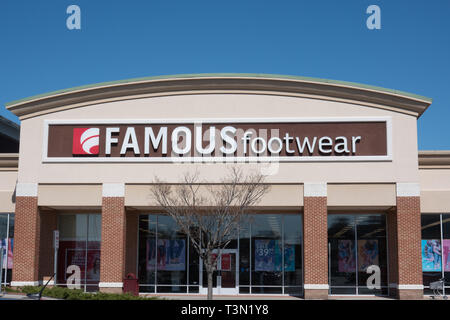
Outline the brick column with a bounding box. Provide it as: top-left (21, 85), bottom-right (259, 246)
top-left (99, 183), bottom-right (126, 293)
top-left (303, 182), bottom-right (328, 299)
top-left (390, 183), bottom-right (423, 300)
top-left (387, 210), bottom-right (398, 298)
top-left (11, 183), bottom-right (40, 288)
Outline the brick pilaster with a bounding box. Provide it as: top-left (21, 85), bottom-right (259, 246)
top-left (392, 183), bottom-right (423, 300)
top-left (11, 196), bottom-right (40, 287)
top-left (303, 183), bottom-right (328, 299)
top-left (99, 183), bottom-right (126, 293)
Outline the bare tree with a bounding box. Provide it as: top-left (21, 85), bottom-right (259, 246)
top-left (150, 167), bottom-right (270, 300)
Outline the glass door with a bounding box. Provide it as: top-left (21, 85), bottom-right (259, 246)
top-left (200, 249), bottom-right (239, 295)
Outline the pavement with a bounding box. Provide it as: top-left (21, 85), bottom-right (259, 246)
top-left (0, 292), bottom-right (445, 301)
top-left (154, 294), bottom-right (302, 300)
top-left (141, 294), bottom-right (397, 300)
top-left (143, 294), bottom-right (447, 300)
top-left (0, 293), bottom-right (59, 300)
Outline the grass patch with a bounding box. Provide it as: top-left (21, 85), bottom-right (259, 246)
top-left (17, 286), bottom-right (160, 300)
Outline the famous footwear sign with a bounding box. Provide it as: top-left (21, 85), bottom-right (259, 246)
top-left (43, 118), bottom-right (392, 162)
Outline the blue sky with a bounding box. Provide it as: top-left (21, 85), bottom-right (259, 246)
top-left (0, 0), bottom-right (449, 149)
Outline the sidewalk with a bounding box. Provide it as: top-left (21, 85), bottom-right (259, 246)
top-left (0, 293), bottom-right (59, 300)
top-left (143, 294), bottom-right (302, 300)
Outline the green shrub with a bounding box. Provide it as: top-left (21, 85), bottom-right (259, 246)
top-left (19, 286), bottom-right (160, 300)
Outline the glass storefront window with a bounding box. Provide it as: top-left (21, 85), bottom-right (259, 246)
top-left (251, 215), bottom-right (282, 292)
top-left (283, 214), bottom-right (303, 295)
top-left (138, 215), bottom-right (156, 293)
top-left (156, 215), bottom-right (187, 293)
top-left (421, 213), bottom-right (450, 295)
top-left (138, 213), bottom-right (303, 295)
top-left (355, 215), bottom-right (388, 295)
top-left (328, 215), bottom-right (356, 294)
top-left (0, 214), bottom-right (14, 285)
top-left (421, 214), bottom-right (442, 294)
top-left (138, 215), bottom-right (190, 293)
top-left (328, 214), bottom-right (388, 295)
top-left (188, 237), bottom-right (199, 292)
top-left (0, 215), bottom-right (8, 239)
top-left (239, 220), bottom-right (250, 293)
top-left (443, 214), bottom-right (450, 291)
top-left (57, 214), bottom-right (101, 292)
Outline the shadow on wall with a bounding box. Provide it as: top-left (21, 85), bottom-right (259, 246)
top-left (12, 183), bottom-right (16, 204)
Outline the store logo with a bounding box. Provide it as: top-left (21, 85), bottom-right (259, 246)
top-left (72, 128), bottom-right (100, 155)
top-left (47, 120), bottom-right (389, 162)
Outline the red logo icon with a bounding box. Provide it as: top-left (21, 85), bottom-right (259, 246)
top-left (72, 128), bottom-right (100, 155)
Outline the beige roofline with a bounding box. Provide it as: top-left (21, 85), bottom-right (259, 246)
top-left (5, 74), bottom-right (432, 120)
top-left (419, 150), bottom-right (450, 168)
top-left (0, 153), bottom-right (19, 171)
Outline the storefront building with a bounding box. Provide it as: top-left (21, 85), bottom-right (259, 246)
top-left (0, 74), bottom-right (449, 299)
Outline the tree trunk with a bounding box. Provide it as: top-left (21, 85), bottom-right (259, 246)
top-left (207, 270), bottom-right (213, 300)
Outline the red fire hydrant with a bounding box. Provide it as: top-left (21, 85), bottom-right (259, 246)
top-left (123, 273), bottom-right (139, 296)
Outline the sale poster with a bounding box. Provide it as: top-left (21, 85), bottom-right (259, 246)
top-left (254, 239), bottom-right (282, 271)
top-left (338, 240), bottom-right (356, 272)
top-left (422, 239), bottom-right (442, 272)
top-left (357, 240), bottom-right (379, 271)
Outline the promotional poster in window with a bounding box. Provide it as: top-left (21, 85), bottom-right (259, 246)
top-left (0, 238), bottom-right (13, 269)
top-left (338, 240), bottom-right (356, 272)
top-left (357, 240), bottom-right (379, 271)
top-left (337, 239), bottom-right (379, 272)
top-left (254, 239), bottom-right (295, 272)
top-left (146, 239), bottom-right (186, 271)
top-left (421, 240), bottom-right (442, 272)
top-left (444, 239), bottom-right (450, 272)
top-left (63, 248), bottom-right (101, 281)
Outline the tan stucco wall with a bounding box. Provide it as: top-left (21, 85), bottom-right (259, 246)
top-left (419, 168), bottom-right (450, 213)
top-left (17, 93), bottom-right (420, 186)
top-left (125, 184), bottom-right (303, 208)
top-left (0, 171), bottom-right (17, 212)
top-left (38, 184), bottom-right (102, 207)
top-left (327, 184), bottom-right (396, 207)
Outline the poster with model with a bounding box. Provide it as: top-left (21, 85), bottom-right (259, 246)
top-left (65, 248), bottom-right (86, 280)
top-left (148, 239), bottom-right (185, 271)
top-left (443, 240), bottom-right (450, 272)
top-left (147, 239), bottom-right (186, 271)
top-left (0, 238), bottom-right (13, 269)
top-left (422, 240), bottom-right (442, 272)
top-left (338, 240), bottom-right (356, 272)
top-left (357, 240), bottom-right (379, 271)
top-left (254, 239), bottom-right (282, 271)
top-left (86, 250), bottom-right (101, 281)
